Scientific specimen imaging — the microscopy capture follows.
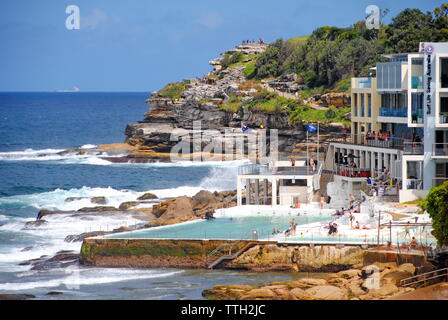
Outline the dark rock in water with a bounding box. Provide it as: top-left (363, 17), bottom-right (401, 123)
top-left (27, 252), bottom-right (80, 271)
top-left (65, 197), bottom-right (87, 202)
top-left (65, 224), bottom-right (143, 243)
top-left (46, 291), bottom-right (63, 296)
top-left (65, 231), bottom-right (109, 242)
top-left (112, 226), bottom-right (131, 233)
top-left (24, 219), bottom-right (48, 229)
top-left (18, 255), bottom-right (49, 266)
top-left (77, 206), bottom-right (119, 213)
top-left (118, 201), bottom-right (140, 210)
top-left (90, 196), bottom-right (107, 204)
top-left (137, 193), bottom-right (158, 200)
top-left (37, 209), bottom-right (71, 220)
top-left (0, 294), bottom-right (35, 300)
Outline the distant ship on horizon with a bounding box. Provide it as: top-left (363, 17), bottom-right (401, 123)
top-left (55, 86), bottom-right (80, 92)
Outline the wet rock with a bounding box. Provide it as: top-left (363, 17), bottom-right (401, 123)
top-left (65, 197), bottom-right (87, 202)
top-left (90, 196), bottom-right (107, 204)
top-left (65, 231), bottom-right (109, 242)
top-left (24, 219), bottom-right (48, 229)
top-left (118, 201), bottom-right (140, 210)
top-left (20, 252), bottom-right (79, 271)
top-left (46, 291), bottom-right (63, 296)
top-left (137, 193), bottom-right (158, 200)
top-left (77, 206), bottom-right (119, 213)
top-left (37, 209), bottom-right (70, 220)
top-left (0, 294), bottom-right (35, 300)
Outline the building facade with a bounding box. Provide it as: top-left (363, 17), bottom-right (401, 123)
top-left (327, 42), bottom-right (448, 202)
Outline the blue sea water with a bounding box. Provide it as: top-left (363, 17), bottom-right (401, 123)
top-left (0, 92), bottom-right (296, 299)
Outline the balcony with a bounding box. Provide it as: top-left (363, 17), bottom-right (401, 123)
top-left (353, 77), bottom-right (372, 89)
top-left (335, 165), bottom-right (371, 178)
top-left (403, 142), bottom-right (424, 155)
top-left (379, 107), bottom-right (408, 118)
top-left (406, 179), bottom-right (423, 190)
top-left (433, 143), bottom-right (448, 157)
top-left (328, 133), bottom-right (409, 150)
top-left (440, 112), bottom-right (448, 124)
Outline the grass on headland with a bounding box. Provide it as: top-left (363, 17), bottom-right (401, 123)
top-left (219, 88), bottom-right (350, 125)
top-left (158, 80), bottom-right (191, 100)
top-left (288, 104), bottom-right (351, 126)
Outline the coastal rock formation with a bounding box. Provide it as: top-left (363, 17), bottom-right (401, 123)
top-left (118, 201), bottom-right (140, 210)
top-left (90, 196), bottom-right (107, 204)
top-left (147, 190), bottom-right (236, 227)
top-left (124, 43), bottom-right (345, 157)
top-left (309, 93), bottom-right (351, 108)
top-left (18, 251), bottom-right (79, 271)
top-left (227, 244), bottom-right (364, 272)
top-left (137, 193), bottom-right (158, 200)
top-left (202, 262), bottom-right (420, 300)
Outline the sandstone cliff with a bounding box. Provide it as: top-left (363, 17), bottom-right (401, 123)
top-left (125, 43), bottom-right (348, 158)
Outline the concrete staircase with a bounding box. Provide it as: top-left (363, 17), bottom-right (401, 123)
top-left (207, 241), bottom-right (256, 269)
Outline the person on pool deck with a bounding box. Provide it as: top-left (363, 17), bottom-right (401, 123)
top-left (410, 237), bottom-right (418, 249)
top-left (349, 213), bottom-right (355, 228)
top-left (328, 223), bottom-right (335, 235)
top-left (386, 241), bottom-right (395, 250)
top-left (404, 222), bottom-right (411, 238)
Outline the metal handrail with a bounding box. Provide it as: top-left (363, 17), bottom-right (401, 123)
top-left (400, 268), bottom-right (448, 287)
top-left (328, 133), bottom-right (410, 150)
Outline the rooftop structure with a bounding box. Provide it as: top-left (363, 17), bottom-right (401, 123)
top-left (236, 160), bottom-right (321, 206)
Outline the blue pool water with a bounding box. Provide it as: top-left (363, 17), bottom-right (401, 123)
top-left (108, 215), bottom-right (332, 240)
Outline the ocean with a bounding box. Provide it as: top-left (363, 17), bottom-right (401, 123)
top-left (0, 92), bottom-right (296, 299)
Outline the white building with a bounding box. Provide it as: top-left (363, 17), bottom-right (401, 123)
top-left (326, 42), bottom-right (448, 202)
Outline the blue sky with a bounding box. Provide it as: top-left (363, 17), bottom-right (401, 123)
top-left (0, 0), bottom-right (442, 92)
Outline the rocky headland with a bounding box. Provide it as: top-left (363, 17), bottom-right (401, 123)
top-left (202, 262), bottom-right (425, 300)
top-left (119, 43), bottom-right (349, 161)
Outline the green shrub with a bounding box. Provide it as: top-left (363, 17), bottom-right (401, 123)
top-left (325, 105), bottom-right (337, 119)
top-left (421, 181), bottom-right (448, 246)
top-left (221, 51), bottom-right (244, 69)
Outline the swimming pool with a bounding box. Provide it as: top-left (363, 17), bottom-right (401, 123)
top-left (106, 215), bottom-right (332, 241)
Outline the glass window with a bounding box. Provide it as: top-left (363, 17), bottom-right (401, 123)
top-left (367, 94), bottom-right (372, 117)
top-left (441, 58), bottom-right (448, 88)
